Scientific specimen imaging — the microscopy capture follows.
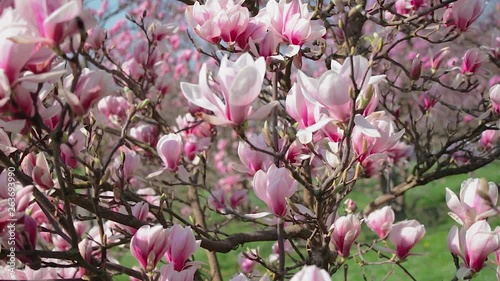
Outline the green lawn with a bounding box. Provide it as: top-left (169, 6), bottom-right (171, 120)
top-left (117, 162), bottom-right (500, 280)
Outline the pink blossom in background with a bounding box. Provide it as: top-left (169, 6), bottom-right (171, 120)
top-left (365, 206), bottom-right (395, 239)
top-left (448, 220), bottom-right (500, 278)
top-left (239, 249), bottom-right (258, 273)
top-left (330, 214), bottom-right (361, 257)
top-left (388, 220), bottom-right (426, 260)
top-left (253, 164), bottom-right (298, 217)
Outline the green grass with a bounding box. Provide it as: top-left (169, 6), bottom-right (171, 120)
top-left (117, 162), bottom-right (500, 280)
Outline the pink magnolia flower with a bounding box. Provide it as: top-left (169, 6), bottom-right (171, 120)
top-left (208, 189), bottom-right (226, 212)
top-left (253, 164), bottom-right (298, 217)
top-left (159, 263), bottom-right (199, 281)
top-left (290, 265), bottom-right (331, 281)
top-left (352, 112), bottom-right (405, 163)
top-left (156, 133), bottom-right (183, 172)
top-left (97, 96), bottom-right (130, 124)
top-left (176, 114), bottom-right (213, 161)
top-left (429, 47), bottom-right (450, 72)
top-left (460, 48), bottom-right (486, 75)
top-left (444, 0), bottom-right (484, 32)
top-left (266, 0), bottom-right (326, 48)
top-left (235, 133), bottom-right (273, 176)
top-left (230, 189), bottom-right (247, 209)
top-left (409, 54), bottom-right (422, 80)
top-left (14, 0), bottom-right (96, 46)
top-left (239, 249), bottom-right (258, 273)
top-left (32, 153), bottom-right (54, 190)
top-left (387, 141), bottom-right (414, 164)
top-left (286, 79), bottom-right (322, 129)
top-left (365, 206), bottom-right (395, 239)
top-left (0, 128), bottom-right (16, 155)
top-left (64, 68), bottom-right (115, 115)
top-left (479, 130), bottom-right (499, 149)
top-left (130, 123), bottom-right (160, 147)
top-left (113, 147), bottom-right (140, 182)
top-left (60, 128), bottom-right (86, 168)
top-left (330, 214), bottom-right (361, 257)
top-left (490, 84), bottom-right (500, 113)
top-left (445, 178), bottom-right (498, 226)
top-left (269, 240), bottom-right (292, 263)
top-left (185, 0), bottom-right (249, 45)
top-left (181, 53), bottom-right (272, 126)
top-left (165, 224), bottom-right (201, 271)
top-left (388, 220), bottom-right (426, 260)
top-left (0, 8), bottom-right (34, 85)
top-left (130, 225), bottom-right (169, 271)
top-left (111, 202), bottom-right (149, 235)
top-left (448, 221), bottom-right (500, 278)
top-left (298, 56), bottom-right (385, 123)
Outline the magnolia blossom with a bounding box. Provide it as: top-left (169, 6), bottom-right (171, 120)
top-left (185, 0), bottom-right (250, 44)
top-left (130, 123), bottom-right (160, 146)
top-left (460, 48), bottom-right (486, 75)
top-left (253, 164), bottom-right (298, 217)
top-left (159, 263), bottom-right (199, 281)
top-left (365, 206), bottom-right (395, 239)
top-left (330, 214), bottom-right (361, 257)
top-left (0, 8), bottom-right (34, 85)
top-left (130, 225), bottom-right (169, 271)
top-left (156, 134), bottom-right (183, 172)
top-left (448, 221), bottom-right (500, 279)
top-left (63, 68), bottom-right (115, 115)
top-left (479, 130), bottom-right (499, 149)
top-left (239, 249), bottom-right (258, 273)
top-left (445, 178), bottom-right (498, 226)
top-left (181, 54), bottom-right (274, 126)
top-left (444, 0), bottom-right (483, 32)
top-left (388, 220), bottom-right (426, 260)
top-left (14, 0), bottom-right (94, 45)
top-left (266, 0), bottom-right (326, 49)
top-left (235, 133), bottom-right (273, 175)
top-left (490, 84), bottom-right (500, 113)
top-left (352, 112), bottom-right (405, 163)
top-left (165, 224), bottom-right (201, 271)
top-left (97, 96), bottom-right (130, 124)
top-left (290, 265), bottom-right (331, 281)
top-left (60, 128), bottom-right (86, 169)
top-left (298, 56), bottom-right (384, 123)
top-left (32, 153), bottom-right (54, 190)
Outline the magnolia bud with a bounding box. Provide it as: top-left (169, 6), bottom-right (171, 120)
top-left (409, 54), bottom-right (422, 80)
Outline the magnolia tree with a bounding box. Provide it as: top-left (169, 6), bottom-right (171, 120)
top-left (0, 0), bottom-right (499, 280)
